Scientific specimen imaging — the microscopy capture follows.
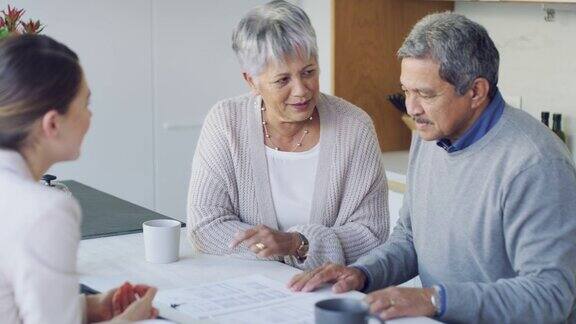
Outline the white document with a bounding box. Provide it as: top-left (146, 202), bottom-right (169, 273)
top-left (214, 297), bottom-right (320, 324)
top-left (155, 274), bottom-right (328, 323)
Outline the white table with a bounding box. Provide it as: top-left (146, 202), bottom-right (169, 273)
top-left (78, 229), bottom-right (439, 324)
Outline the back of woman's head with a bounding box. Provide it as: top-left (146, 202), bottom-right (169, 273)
top-left (0, 34), bottom-right (81, 150)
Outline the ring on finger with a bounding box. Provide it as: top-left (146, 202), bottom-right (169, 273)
top-left (254, 242), bottom-right (266, 251)
top-left (389, 299), bottom-right (396, 307)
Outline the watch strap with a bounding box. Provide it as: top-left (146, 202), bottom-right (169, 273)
top-left (295, 232), bottom-right (309, 263)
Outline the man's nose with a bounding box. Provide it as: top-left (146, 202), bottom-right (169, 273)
top-left (405, 93), bottom-right (423, 117)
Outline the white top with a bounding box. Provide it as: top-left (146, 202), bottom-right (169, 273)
top-left (265, 143), bottom-right (320, 231)
top-left (0, 149), bottom-right (85, 324)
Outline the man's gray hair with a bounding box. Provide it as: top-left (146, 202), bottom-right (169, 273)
top-left (398, 12), bottom-right (500, 98)
top-left (232, 0), bottom-right (318, 76)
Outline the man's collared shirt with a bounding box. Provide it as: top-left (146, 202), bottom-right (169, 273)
top-left (436, 89), bottom-right (505, 153)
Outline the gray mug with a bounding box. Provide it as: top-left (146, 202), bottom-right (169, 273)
top-left (315, 298), bottom-right (385, 324)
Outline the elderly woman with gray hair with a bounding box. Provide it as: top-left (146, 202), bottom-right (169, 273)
top-left (187, 0), bottom-right (389, 270)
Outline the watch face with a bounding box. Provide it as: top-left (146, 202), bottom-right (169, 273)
top-left (295, 232), bottom-right (309, 262)
top-left (298, 232), bottom-right (309, 245)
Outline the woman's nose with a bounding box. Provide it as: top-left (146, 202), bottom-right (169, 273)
top-left (291, 78), bottom-right (309, 97)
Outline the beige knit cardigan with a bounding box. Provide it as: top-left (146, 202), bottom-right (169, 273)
top-left (187, 93), bottom-right (389, 270)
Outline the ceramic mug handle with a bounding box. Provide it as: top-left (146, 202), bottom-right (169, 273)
top-left (366, 314), bottom-right (386, 323)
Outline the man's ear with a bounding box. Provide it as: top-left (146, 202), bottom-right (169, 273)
top-left (40, 110), bottom-right (61, 140)
top-left (470, 78), bottom-right (490, 110)
top-left (243, 72), bottom-right (259, 95)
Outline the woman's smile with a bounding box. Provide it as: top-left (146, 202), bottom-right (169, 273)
top-left (287, 98), bottom-right (312, 111)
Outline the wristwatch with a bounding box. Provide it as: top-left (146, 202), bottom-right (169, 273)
top-left (430, 285), bottom-right (442, 317)
top-left (294, 232), bottom-right (309, 263)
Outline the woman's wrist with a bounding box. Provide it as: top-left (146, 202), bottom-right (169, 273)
top-left (293, 232), bottom-right (309, 262)
top-left (290, 232), bottom-right (302, 256)
top-left (85, 294), bottom-right (107, 322)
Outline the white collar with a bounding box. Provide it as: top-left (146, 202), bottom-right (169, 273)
top-left (0, 148), bottom-right (34, 180)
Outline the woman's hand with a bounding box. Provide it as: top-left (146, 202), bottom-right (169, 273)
top-left (113, 286), bottom-right (159, 322)
top-left (229, 225), bottom-right (300, 258)
top-left (85, 282), bottom-right (158, 322)
top-left (111, 282), bottom-right (157, 315)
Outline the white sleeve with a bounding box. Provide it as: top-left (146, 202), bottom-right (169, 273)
top-left (13, 194), bottom-right (84, 324)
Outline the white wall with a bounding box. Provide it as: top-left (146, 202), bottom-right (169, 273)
top-left (3, 0), bottom-right (157, 210)
top-left (456, 3), bottom-right (576, 159)
top-left (3, 0), bottom-right (268, 221)
top-left (152, 0), bottom-right (265, 221)
top-left (301, 0), bottom-right (333, 95)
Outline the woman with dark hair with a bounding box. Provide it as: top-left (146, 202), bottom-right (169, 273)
top-left (0, 35), bottom-right (158, 323)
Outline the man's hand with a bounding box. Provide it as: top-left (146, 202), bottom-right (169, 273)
top-left (364, 287), bottom-right (436, 320)
top-left (229, 225), bottom-right (300, 258)
top-left (287, 262), bottom-right (366, 293)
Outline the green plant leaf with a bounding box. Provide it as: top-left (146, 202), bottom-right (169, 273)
top-left (0, 27), bottom-right (9, 39)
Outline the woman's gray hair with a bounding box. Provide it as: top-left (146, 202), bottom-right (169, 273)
top-left (398, 12), bottom-right (500, 99)
top-left (232, 0), bottom-right (318, 76)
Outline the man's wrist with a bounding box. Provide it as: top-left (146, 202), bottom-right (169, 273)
top-left (429, 284), bottom-right (446, 318)
top-left (422, 287), bottom-right (439, 317)
top-left (349, 265), bottom-right (369, 292)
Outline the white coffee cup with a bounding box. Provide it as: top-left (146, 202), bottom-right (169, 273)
top-left (143, 219), bottom-right (181, 263)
